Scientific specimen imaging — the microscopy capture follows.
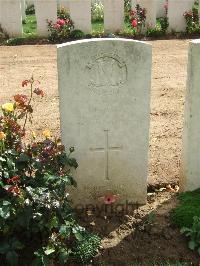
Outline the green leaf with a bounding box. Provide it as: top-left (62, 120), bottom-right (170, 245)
top-left (68, 158), bottom-right (78, 169)
top-left (188, 240), bottom-right (196, 250)
top-left (198, 247), bottom-right (200, 255)
top-left (11, 238), bottom-right (24, 250)
top-left (0, 242), bottom-right (10, 254)
top-left (0, 203), bottom-right (10, 219)
top-left (44, 247), bottom-right (55, 256)
top-left (58, 249), bottom-right (70, 265)
top-left (74, 231), bottom-right (83, 241)
top-left (17, 153), bottom-right (30, 162)
top-left (59, 225), bottom-right (71, 237)
top-left (6, 250), bottom-right (18, 266)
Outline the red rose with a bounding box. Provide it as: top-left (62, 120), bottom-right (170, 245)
top-left (131, 19), bottom-right (138, 28)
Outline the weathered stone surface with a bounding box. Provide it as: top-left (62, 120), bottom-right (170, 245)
top-left (0, 0), bottom-right (22, 37)
top-left (21, 0), bottom-right (26, 20)
top-left (181, 40), bottom-right (200, 192)
top-left (35, 0), bottom-right (57, 36)
top-left (138, 0), bottom-right (157, 28)
top-left (57, 38), bottom-right (152, 205)
top-left (168, 0), bottom-right (193, 32)
top-left (58, 0), bottom-right (70, 10)
top-left (156, 0), bottom-right (166, 18)
top-left (69, 0), bottom-right (91, 33)
top-left (104, 0), bottom-right (124, 32)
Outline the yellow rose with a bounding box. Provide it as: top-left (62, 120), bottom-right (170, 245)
top-left (42, 129), bottom-right (51, 139)
top-left (2, 103), bottom-right (14, 112)
top-left (0, 131), bottom-right (6, 140)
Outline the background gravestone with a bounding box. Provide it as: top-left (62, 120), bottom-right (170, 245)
top-left (104, 0), bottom-right (124, 33)
top-left (0, 0), bottom-right (22, 37)
top-left (35, 0), bottom-right (57, 36)
top-left (69, 0), bottom-right (91, 33)
top-left (181, 40), bottom-right (200, 192)
top-left (168, 0), bottom-right (194, 32)
top-left (57, 39), bottom-right (152, 205)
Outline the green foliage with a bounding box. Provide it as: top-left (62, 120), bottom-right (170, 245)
top-left (57, 6), bottom-right (70, 20)
top-left (129, 4), bottom-right (147, 34)
top-left (70, 29), bottom-right (85, 39)
top-left (146, 18), bottom-right (169, 37)
top-left (158, 17), bottom-right (169, 33)
top-left (73, 233), bottom-right (101, 263)
top-left (91, 1), bottom-right (104, 22)
top-left (181, 216), bottom-right (200, 255)
top-left (6, 37), bottom-right (26, 46)
top-left (25, 4), bottom-right (35, 15)
top-left (183, 1), bottom-right (200, 34)
top-left (0, 77), bottom-right (100, 265)
top-left (124, 0), bottom-right (132, 22)
top-left (47, 17), bottom-right (74, 42)
top-left (23, 14), bottom-right (37, 37)
top-left (170, 189), bottom-right (200, 228)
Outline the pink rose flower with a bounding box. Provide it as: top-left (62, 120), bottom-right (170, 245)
top-left (131, 19), bottom-right (138, 28)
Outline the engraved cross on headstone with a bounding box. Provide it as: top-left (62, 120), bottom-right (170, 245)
top-left (90, 130), bottom-right (123, 180)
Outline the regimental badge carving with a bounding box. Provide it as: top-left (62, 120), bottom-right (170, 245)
top-left (86, 54), bottom-right (127, 91)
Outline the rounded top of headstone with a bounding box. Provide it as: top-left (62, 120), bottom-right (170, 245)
top-left (191, 39), bottom-right (200, 44)
top-left (57, 38), bottom-right (151, 49)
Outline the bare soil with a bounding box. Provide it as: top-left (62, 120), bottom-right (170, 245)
top-left (0, 39), bottom-right (199, 265)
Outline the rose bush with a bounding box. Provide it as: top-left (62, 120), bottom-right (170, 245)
top-left (0, 77), bottom-right (100, 265)
top-left (47, 16), bottom-right (74, 42)
top-left (129, 4), bottom-right (146, 34)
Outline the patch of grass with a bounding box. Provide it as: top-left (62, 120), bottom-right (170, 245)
top-left (170, 188), bottom-right (200, 228)
top-left (23, 14), bottom-right (37, 37)
top-left (92, 21), bottom-right (104, 33)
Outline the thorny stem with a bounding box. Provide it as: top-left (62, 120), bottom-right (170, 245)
top-left (23, 79), bottom-right (34, 132)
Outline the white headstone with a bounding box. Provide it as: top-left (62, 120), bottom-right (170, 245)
top-left (199, 0), bottom-right (200, 24)
top-left (0, 0), bottom-right (22, 37)
top-left (168, 0), bottom-right (194, 32)
top-left (35, 0), bottom-right (57, 36)
top-left (57, 38), bottom-right (152, 205)
top-left (181, 40), bottom-right (200, 192)
top-left (138, 0), bottom-right (157, 28)
top-left (58, 0), bottom-right (70, 10)
top-left (156, 0), bottom-right (166, 18)
top-left (26, 0), bottom-right (34, 7)
top-left (21, 0), bottom-right (26, 21)
top-left (131, 0), bottom-right (138, 9)
top-left (69, 0), bottom-right (91, 33)
top-left (104, 0), bottom-right (124, 33)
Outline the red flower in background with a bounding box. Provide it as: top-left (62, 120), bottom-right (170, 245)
top-left (57, 19), bottom-right (66, 26)
top-left (131, 19), bottom-right (138, 28)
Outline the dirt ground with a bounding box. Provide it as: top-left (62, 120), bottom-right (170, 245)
top-left (1, 39), bottom-right (199, 265)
